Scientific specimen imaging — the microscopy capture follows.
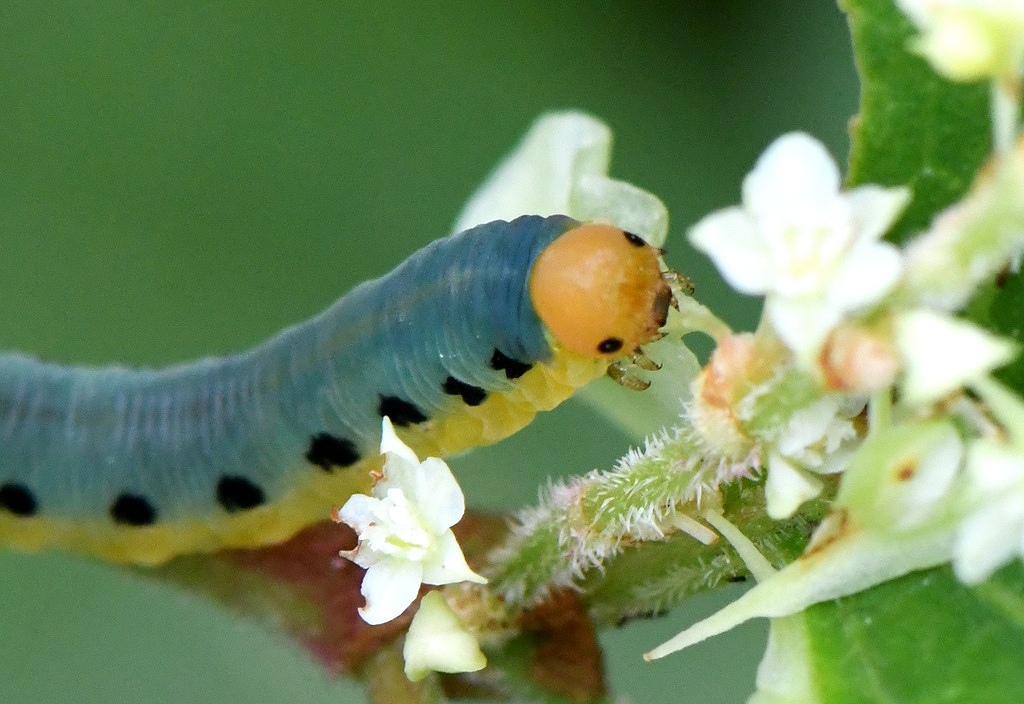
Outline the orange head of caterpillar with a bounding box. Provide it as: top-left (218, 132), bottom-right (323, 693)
top-left (528, 222), bottom-right (673, 359)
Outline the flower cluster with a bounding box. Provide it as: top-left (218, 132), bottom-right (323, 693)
top-left (684, 130), bottom-right (1020, 524)
top-left (643, 5), bottom-right (1024, 666)
top-left (334, 418), bottom-right (487, 677)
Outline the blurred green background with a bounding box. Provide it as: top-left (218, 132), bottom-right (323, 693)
top-left (0, 2), bottom-right (856, 702)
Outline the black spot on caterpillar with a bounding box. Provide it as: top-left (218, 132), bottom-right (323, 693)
top-left (215, 476), bottom-right (266, 513)
top-left (110, 494), bottom-right (158, 527)
top-left (304, 433), bottom-right (361, 472)
top-left (0, 483), bottom-right (37, 517)
top-left (489, 348), bottom-right (533, 379)
top-left (441, 376), bottom-right (488, 406)
top-left (377, 395), bottom-right (428, 427)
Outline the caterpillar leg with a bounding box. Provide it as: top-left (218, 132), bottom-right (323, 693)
top-left (663, 270), bottom-right (695, 300)
top-left (607, 350), bottom-right (663, 391)
top-left (604, 267), bottom-right (696, 390)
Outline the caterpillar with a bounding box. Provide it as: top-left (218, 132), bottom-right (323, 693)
top-left (0, 215), bottom-right (670, 565)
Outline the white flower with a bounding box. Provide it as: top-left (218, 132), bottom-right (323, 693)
top-left (895, 309), bottom-right (1017, 406)
top-left (336, 418), bottom-right (486, 625)
top-left (403, 591), bottom-right (487, 681)
top-left (763, 395), bottom-right (859, 518)
top-left (451, 111), bottom-right (669, 247)
top-left (689, 132), bottom-right (909, 365)
top-left (953, 439), bottom-right (1024, 583)
top-left (898, 0), bottom-right (1024, 81)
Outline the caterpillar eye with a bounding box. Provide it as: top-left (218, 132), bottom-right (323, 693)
top-left (598, 337), bottom-right (624, 354)
top-left (623, 231), bottom-right (647, 247)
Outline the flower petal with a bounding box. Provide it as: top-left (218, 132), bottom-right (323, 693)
top-left (911, 11), bottom-right (1003, 81)
top-left (742, 133), bottom-right (840, 219)
top-left (846, 184), bottom-right (911, 243)
top-left (766, 454), bottom-right (823, 519)
top-left (953, 502), bottom-right (1024, 584)
top-left (775, 396), bottom-right (842, 458)
top-left (896, 309), bottom-right (1018, 405)
top-left (336, 493), bottom-right (381, 532)
top-left (689, 208), bottom-right (773, 294)
top-left (403, 591), bottom-right (487, 681)
top-left (380, 416), bottom-right (420, 467)
top-left (889, 424), bottom-right (963, 530)
top-left (694, 132), bottom-right (912, 371)
top-left (408, 457), bottom-right (465, 532)
top-left (421, 530), bottom-right (487, 586)
top-left (358, 558), bottom-right (424, 625)
top-left (966, 439), bottom-right (1024, 495)
top-left (836, 420), bottom-right (961, 531)
top-left (765, 297), bottom-right (840, 362)
top-left (827, 240), bottom-right (902, 312)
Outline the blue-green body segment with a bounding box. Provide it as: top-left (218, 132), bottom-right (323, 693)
top-left (0, 215), bottom-right (577, 522)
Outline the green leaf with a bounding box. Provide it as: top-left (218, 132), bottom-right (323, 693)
top-left (842, 0), bottom-right (990, 243)
top-left (803, 564), bottom-right (1024, 703)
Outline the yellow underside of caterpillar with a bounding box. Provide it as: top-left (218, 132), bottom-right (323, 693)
top-left (0, 349), bottom-right (606, 565)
